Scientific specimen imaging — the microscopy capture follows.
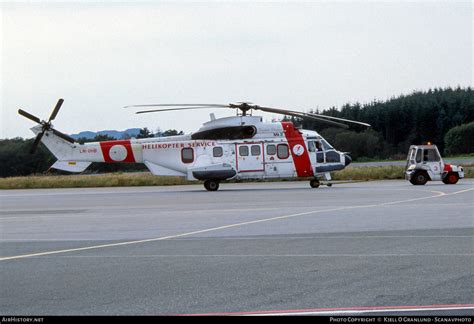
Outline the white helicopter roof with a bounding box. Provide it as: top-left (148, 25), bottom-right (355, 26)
top-left (195, 114), bottom-right (323, 140)
top-left (198, 115), bottom-right (263, 132)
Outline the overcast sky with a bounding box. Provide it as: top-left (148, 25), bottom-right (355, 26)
top-left (1, 0), bottom-right (472, 139)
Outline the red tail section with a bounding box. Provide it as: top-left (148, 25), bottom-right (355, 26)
top-left (99, 140), bottom-right (137, 163)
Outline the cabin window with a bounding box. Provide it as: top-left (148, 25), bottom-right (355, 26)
top-left (239, 146), bottom-right (249, 156)
top-left (307, 141), bottom-right (316, 152)
top-left (251, 145), bottom-right (261, 156)
top-left (181, 148), bottom-right (194, 163)
top-left (266, 144), bottom-right (276, 155)
top-left (213, 146), bottom-right (223, 157)
top-left (277, 144), bottom-right (289, 159)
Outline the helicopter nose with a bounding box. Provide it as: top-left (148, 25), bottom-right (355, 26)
top-left (344, 154), bottom-right (352, 166)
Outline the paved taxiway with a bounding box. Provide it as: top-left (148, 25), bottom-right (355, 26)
top-left (1, 180), bottom-right (473, 315)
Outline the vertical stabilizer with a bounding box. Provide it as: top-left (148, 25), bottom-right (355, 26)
top-left (31, 125), bottom-right (76, 161)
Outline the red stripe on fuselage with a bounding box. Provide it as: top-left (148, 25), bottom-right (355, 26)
top-left (281, 122), bottom-right (314, 177)
top-left (99, 140), bottom-right (136, 163)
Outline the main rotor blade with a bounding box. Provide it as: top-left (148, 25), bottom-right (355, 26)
top-left (124, 103), bottom-right (229, 109)
top-left (253, 106), bottom-right (349, 128)
top-left (49, 98), bottom-right (64, 122)
top-left (30, 132), bottom-right (45, 154)
top-left (18, 109), bottom-right (41, 124)
top-left (307, 113), bottom-right (371, 127)
top-left (51, 129), bottom-right (76, 143)
top-left (301, 114), bottom-right (349, 128)
top-left (135, 106), bottom-right (230, 114)
top-left (254, 106), bottom-right (370, 128)
top-left (126, 101), bottom-right (370, 128)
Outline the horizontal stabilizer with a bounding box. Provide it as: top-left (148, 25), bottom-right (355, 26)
top-left (51, 161), bottom-right (92, 173)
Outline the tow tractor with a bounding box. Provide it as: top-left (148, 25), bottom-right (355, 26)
top-left (405, 144), bottom-right (464, 185)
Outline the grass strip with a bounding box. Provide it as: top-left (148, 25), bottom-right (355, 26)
top-left (1, 165), bottom-right (472, 190)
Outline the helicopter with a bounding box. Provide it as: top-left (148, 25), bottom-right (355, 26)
top-left (18, 99), bottom-right (371, 191)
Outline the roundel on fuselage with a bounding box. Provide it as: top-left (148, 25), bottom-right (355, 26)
top-left (292, 144), bottom-right (305, 156)
top-left (109, 144), bottom-right (128, 162)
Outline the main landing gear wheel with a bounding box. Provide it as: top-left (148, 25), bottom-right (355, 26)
top-left (204, 180), bottom-right (219, 191)
top-left (309, 179), bottom-right (320, 188)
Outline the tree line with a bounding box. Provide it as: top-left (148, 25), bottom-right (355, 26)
top-left (0, 129), bottom-right (183, 177)
top-left (0, 87), bottom-right (472, 177)
top-left (295, 87), bottom-right (473, 160)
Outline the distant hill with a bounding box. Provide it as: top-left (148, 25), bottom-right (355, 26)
top-left (71, 128), bottom-right (142, 140)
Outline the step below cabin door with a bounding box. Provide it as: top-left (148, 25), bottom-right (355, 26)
top-left (236, 143), bottom-right (264, 173)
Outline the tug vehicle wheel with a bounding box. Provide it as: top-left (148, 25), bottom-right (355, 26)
top-left (204, 180), bottom-right (219, 191)
top-left (310, 179), bottom-right (320, 188)
top-left (442, 172), bottom-right (459, 185)
top-left (410, 171), bottom-right (428, 185)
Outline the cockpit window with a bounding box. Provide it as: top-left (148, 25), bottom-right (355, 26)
top-left (321, 140), bottom-right (333, 150)
top-left (315, 141), bottom-right (323, 152)
top-left (307, 141), bottom-right (316, 152)
top-left (326, 151), bottom-right (340, 163)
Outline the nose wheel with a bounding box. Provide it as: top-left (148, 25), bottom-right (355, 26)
top-left (310, 179), bottom-right (333, 188)
top-left (310, 179), bottom-right (320, 188)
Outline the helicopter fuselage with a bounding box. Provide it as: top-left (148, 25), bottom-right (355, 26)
top-left (20, 99), bottom-right (364, 190)
top-left (33, 116), bottom-right (352, 189)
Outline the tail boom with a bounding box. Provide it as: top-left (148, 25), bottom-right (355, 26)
top-left (33, 126), bottom-right (144, 172)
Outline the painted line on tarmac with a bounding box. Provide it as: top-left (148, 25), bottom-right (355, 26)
top-left (1, 187), bottom-right (472, 262)
top-left (0, 205), bottom-right (369, 261)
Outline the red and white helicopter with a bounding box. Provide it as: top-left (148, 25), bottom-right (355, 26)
top-left (19, 99), bottom-right (370, 191)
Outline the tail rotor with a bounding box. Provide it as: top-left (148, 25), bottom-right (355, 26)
top-left (18, 98), bottom-right (75, 154)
